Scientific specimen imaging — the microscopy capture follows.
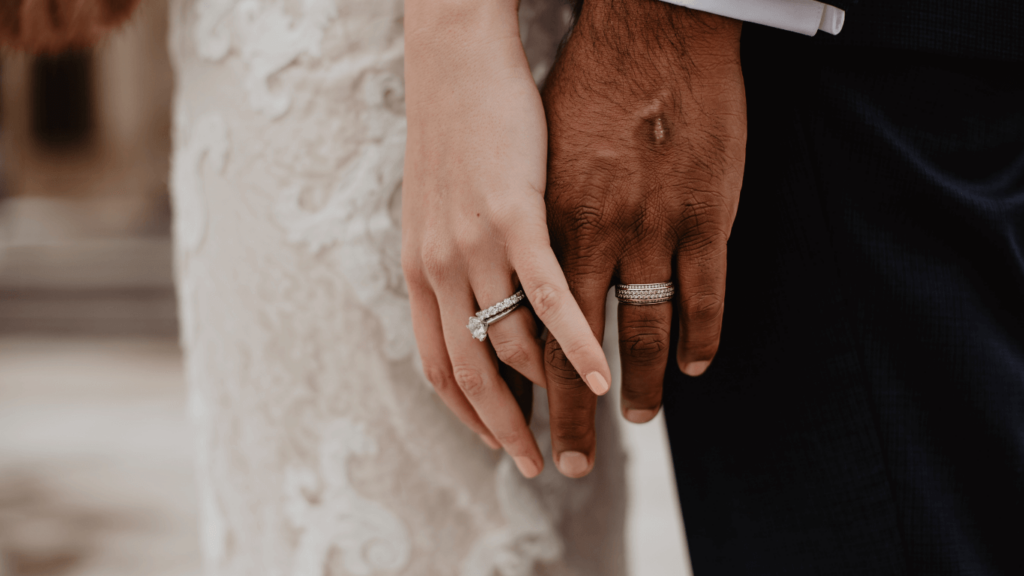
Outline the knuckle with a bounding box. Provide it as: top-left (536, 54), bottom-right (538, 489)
top-left (420, 253), bottom-right (448, 281)
top-left (620, 321), bottom-right (671, 367)
top-left (423, 365), bottom-right (456, 394)
top-left (563, 250), bottom-right (613, 285)
top-left (621, 195), bottom-right (662, 241)
top-left (677, 196), bottom-right (721, 227)
top-left (400, 249), bottom-right (419, 279)
top-left (560, 338), bottom-right (595, 366)
top-left (549, 192), bottom-right (608, 243)
top-left (678, 210), bottom-right (729, 257)
top-left (682, 233), bottom-right (729, 263)
top-left (492, 339), bottom-right (531, 369)
top-left (678, 325), bottom-right (721, 362)
top-left (453, 228), bottom-right (486, 255)
top-left (550, 375), bottom-right (586, 393)
top-left (491, 429), bottom-right (522, 447)
top-left (403, 266), bottom-right (430, 293)
top-left (545, 342), bottom-right (581, 384)
top-left (401, 248), bottom-right (432, 292)
top-left (452, 364), bottom-right (488, 399)
top-left (682, 292), bottom-right (724, 328)
top-left (528, 282), bottom-right (564, 320)
top-left (567, 200), bottom-right (606, 234)
top-left (551, 415), bottom-right (594, 445)
top-left (419, 240), bottom-right (457, 280)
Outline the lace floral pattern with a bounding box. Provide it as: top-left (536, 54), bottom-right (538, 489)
top-left (169, 0), bottom-right (625, 574)
top-left (285, 418), bottom-right (411, 576)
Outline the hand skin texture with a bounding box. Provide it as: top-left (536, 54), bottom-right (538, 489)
top-left (0, 0), bottom-right (140, 53)
top-left (403, 0), bottom-right (614, 479)
top-left (542, 0), bottom-right (746, 477)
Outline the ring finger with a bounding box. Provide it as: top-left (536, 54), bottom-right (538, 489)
top-left (408, 278), bottom-right (498, 448)
top-left (437, 285), bottom-right (545, 478)
top-left (469, 266), bottom-right (547, 388)
top-left (616, 258), bottom-right (674, 424)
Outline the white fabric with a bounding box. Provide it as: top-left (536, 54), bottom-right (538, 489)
top-left (168, 0), bottom-right (627, 575)
top-left (661, 0), bottom-right (846, 36)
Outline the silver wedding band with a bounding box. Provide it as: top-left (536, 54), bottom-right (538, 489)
top-left (615, 282), bottom-right (675, 306)
top-left (467, 290), bottom-right (526, 342)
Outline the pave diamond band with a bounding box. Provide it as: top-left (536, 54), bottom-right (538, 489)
top-left (615, 282), bottom-right (675, 306)
top-left (467, 290), bottom-right (526, 342)
top-left (476, 290), bottom-right (525, 320)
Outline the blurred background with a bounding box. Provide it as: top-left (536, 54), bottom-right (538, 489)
top-left (0, 2), bottom-right (199, 575)
top-left (0, 2), bottom-right (687, 574)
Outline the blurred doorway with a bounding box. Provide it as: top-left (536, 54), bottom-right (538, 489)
top-left (0, 0), bottom-right (175, 336)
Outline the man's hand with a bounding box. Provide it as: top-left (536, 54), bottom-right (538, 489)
top-left (0, 0), bottom-right (140, 53)
top-left (542, 0), bottom-right (746, 477)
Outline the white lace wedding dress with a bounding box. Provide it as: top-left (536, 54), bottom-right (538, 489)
top-left (167, 1), bottom-right (626, 574)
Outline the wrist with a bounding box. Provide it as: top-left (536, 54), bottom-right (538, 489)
top-left (573, 0), bottom-right (742, 76)
top-left (405, 0), bottom-right (520, 48)
top-left (404, 0), bottom-right (541, 145)
top-left (405, 0), bottom-right (528, 93)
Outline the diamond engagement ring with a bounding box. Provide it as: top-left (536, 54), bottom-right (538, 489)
top-left (467, 290), bottom-right (527, 342)
top-left (615, 282), bottom-right (675, 306)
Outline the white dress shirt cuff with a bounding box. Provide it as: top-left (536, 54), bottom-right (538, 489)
top-left (657, 0), bottom-right (845, 37)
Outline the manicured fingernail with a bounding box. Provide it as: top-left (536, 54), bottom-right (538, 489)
top-left (624, 408), bottom-right (658, 423)
top-left (513, 456), bottom-right (541, 478)
top-left (585, 372), bottom-right (610, 395)
top-left (557, 451), bottom-right (591, 478)
top-left (682, 360), bottom-right (710, 377)
top-left (479, 434), bottom-right (501, 450)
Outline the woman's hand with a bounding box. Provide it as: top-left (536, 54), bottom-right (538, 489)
top-left (402, 0), bottom-right (612, 478)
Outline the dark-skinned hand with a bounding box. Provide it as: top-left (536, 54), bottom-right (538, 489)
top-left (542, 0), bottom-right (747, 477)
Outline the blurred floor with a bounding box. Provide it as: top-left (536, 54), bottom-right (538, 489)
top-left (0, 336), bottom-right (199, 576)
top-left (0, 329), bottom-right (690, 576)
top-left (621, 413), bottom-right (691, 576)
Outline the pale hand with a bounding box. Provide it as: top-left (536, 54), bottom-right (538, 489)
top-left (402, 0), bottom-right (612, 479)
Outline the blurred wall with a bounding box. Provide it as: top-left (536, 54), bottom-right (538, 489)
top-left (0, 0), bottom-right (176, 335)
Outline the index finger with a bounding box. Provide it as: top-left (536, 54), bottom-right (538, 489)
top-left (508, 237), bottom-right (612, 396)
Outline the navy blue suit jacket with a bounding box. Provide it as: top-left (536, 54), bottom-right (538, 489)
top-left (661, 9), bottom-right (1024, 576)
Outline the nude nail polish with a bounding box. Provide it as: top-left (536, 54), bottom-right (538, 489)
top-left (585, 371), bottom-right (610, 395)
top-left (513, 456), bottom-right (540, 479)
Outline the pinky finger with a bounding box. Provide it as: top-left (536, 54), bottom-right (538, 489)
top-left (675, 232), bottom-right (728, 377)
top-left (409, 283), bottom-right (499, 448)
